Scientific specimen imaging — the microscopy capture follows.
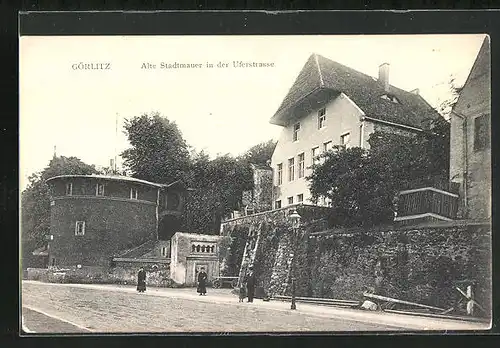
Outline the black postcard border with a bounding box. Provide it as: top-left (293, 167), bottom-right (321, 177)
top-left (3, 8), bottom-right (500, 347)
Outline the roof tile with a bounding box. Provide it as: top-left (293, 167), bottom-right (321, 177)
top-left (271, 53), bottom-right (442, 129)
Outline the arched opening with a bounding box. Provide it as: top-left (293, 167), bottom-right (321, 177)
top-left (158, 215), bottom-right (181, 241)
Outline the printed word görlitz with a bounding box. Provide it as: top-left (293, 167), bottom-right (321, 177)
top-left (72, 62), bottom-right (112, 70)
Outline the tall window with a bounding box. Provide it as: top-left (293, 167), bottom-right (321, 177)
top-left (297, 194), bottom-right (304, 203)
top-left (75, 221), bottom-right (85, 236)
top-left (293, 122), bottom-right (300, 142)
top-left (340, 132), bottom-right (351, 147)
top-left (311, 147), bottom-right (320, 165)
top-left (318, 108), bottom-right (326, 129)
top-left (288, 158), bottom-right (295, 181)
top-left (298, 153), bottom-right (305, 178)
top-left (359, 124), bottom-right (364, 148)
top-left (277, 163), bottom-right (283, 185)
top-left (287, 196), bottom-right (294, 205)
top-left (474, 114), bottom-right (490, 151)
top-left (130, 187), bottom-right (138, 200)
top-left (96, 183), bottom-right (105, 196)
top-left (161, 246), bottom-right (169, 257)
top-left (323, 141), bottom-right (332, 152)
top-left (275, 200), bottom-right (282, 209)
top-left (65, 182), bottom-right (73, 196)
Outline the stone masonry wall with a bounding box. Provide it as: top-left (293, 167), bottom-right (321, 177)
top-left (220, 204), bottom-right (330, 290)
top-left (221, 207), bottom-right (491, 317)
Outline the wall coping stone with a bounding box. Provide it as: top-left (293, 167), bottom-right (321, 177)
top-left (113, 257), bottom-right (171, 263)
top-left (310, 219), bottom-right (491, 237)
top-left (221, 203), bottom-right (330, 224)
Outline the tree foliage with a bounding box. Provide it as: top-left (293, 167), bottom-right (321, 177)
top-left (182, 152), bottom-right (253, 234)
top-left (121, 112), bottom-right (190, 184)
top-left (307, 117), bottom-right (450, 227)
top-left (120, 113), bottom-right (269, 234)
top-left (436, 75), bottom-right (463, 118)
top-left (238, 139), bottom-right (277, 166)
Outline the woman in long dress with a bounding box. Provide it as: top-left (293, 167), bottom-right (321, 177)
top-left (197, 267), bottom-right (208, 296)
top-left (137, 267), bottom-right (146, 293)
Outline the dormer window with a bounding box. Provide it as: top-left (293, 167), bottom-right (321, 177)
top-left (380, 94), bottom-right (400, 104)
top-left (293, 122), bottom-right (300, 142)
top-left (96, 183), bottom-right (105, 196)
top-left (65, 182), bottom-right (73, 196)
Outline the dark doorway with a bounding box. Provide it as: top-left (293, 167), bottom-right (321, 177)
top-left (158, 215), bottom-right (181, 241)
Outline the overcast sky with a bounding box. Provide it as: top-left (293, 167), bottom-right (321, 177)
top-left (20, 34), bottom-right (486, 190)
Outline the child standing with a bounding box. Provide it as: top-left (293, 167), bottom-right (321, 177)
top-left (238, 286), bottom-right (246, 302)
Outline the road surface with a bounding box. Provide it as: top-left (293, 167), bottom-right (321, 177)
top-left (21, 281), bottom-right (489, 333)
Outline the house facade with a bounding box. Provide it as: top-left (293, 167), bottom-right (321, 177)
top-left (449, 37), bottom-right (491, 220)
top-left (270, 54), bottom-right (441, 208)
top-left (45, 174), bottom-right (187, 267)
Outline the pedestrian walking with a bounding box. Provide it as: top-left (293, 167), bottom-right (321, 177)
top-left (137, 267), bottom-right (146, 293)
top-left (197, 267), bottom-right (208, 296)
top-left (244, 267), bottom-right (256, 303)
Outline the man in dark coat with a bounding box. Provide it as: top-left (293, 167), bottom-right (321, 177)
top-left (244, 267), bottom-right (256, 303)
top-left (197, 267), bottom-right (208, 296)
top-left (137, 267), bottom-right (146, 293)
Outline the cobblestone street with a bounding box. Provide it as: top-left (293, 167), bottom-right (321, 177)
top-left (21, 281), bottom-right (488, 333)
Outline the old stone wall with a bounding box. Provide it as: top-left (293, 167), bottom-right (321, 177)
top-left (220, 207), bottom-right (491, 317)
top-left (49, 198), bottom-right (157, 267)
top-left (25, 261), bottom-right (177, 287)
top-left (253, 167), bottom-right (273, 212)
top-left (220, 204), bottom-right (330, 286)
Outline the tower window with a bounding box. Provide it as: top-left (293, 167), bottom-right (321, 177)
top-left (96, 183), bottom-right (105, 196)
top-left (65, 183), bottom-right (73, 195)
top-left (75, 221), bottom-right (86, 236)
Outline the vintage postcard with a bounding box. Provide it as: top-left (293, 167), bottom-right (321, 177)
top-left (19, 33), bottom-right (492, 334)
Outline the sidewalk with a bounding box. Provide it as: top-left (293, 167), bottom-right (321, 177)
top-left (22, 280), bottom-right (490, 331)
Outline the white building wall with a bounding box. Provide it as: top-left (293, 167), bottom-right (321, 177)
top-left (271, 94), bottom-right (368, 206)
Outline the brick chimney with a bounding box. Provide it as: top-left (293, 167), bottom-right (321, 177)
top-left (378, 63), bottom-right (390, 92)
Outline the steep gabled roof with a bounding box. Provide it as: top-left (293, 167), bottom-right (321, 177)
top-left (453, 36), bottom-right (490, 114)
top-left (270, 53), bottom-right (442, 129)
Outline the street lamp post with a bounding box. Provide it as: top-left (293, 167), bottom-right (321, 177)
top-left (45, 234), bottom-right (54, 268)
top-left (288, 209), bottom-right (301, 310)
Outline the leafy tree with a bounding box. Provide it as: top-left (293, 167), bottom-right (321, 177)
top-left (21, 156), bottom-right (98, 267)
top-left (307, 116), bottom-right (450, 227)
top-left (369, 116), bottom-right (450, 189)
top-left (121, 112), bottom-right (190, 184)
top-left (435, 75), bottom-right (463, 119)
top-left (182, 152), bottom-right (253, 234)
top-left (308, 146), bottom-right (395, 227)
top-left (238, 139), bottom-right (277, 166)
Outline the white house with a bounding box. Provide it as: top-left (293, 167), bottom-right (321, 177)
top-left (270, 53), bottom-right (442, 208)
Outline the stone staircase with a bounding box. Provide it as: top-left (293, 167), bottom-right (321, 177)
top-left (115, 240), bottom-right (157, 259)
top-left (237, 222), bottom-right (263, 287)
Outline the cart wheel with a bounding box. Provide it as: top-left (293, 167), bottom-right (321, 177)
top-left (213, 280), bottom-right (221, 289)
top-left (231, 279), bottom-right (238, 288)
